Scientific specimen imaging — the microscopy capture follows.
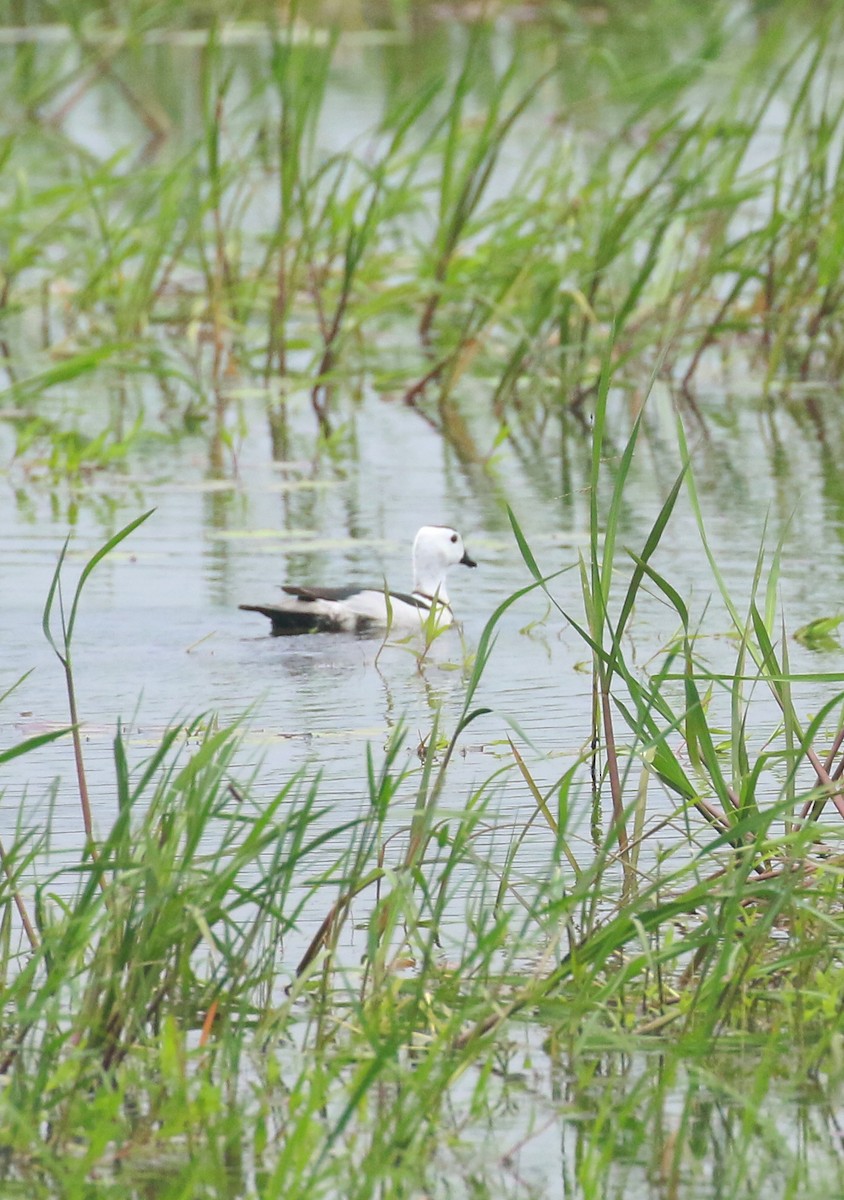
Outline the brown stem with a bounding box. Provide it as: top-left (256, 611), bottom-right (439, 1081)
top-left (800, 746), bottom-right (844, 823)
top-left (824, 723), bottom-right (844, 778)
top-left (0, 838), bottom-right (39, 950)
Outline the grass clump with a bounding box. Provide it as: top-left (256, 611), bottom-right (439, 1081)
top-left (2, 401), bottom-right (844, 1195)
top-left (3, 5), bottom-right (844, 478)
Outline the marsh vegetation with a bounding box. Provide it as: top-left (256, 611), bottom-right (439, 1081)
top-left (3, 2), bottom-right (844, 1197)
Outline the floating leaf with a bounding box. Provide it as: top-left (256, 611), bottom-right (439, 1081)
top-left (794, 614), bottom-right (844, 651)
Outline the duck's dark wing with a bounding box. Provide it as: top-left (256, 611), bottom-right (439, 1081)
top-left (238, 603), bottom-right (321, 634)
top-left (281, 584), bottom-right (367, 603)
top-left (384, 590), bottom-right (429, 610)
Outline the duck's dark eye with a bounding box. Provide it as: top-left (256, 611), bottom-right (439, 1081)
top-left (450, 534), bottom-right (458, 543)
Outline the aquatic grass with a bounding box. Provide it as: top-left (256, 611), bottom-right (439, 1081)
top-left (3, 503), bottom-right (844, 1196)
top-left (5, 7), bottom-right (844, 1195)
top-left (294, 577), bottom-right (546, 984)
top-left (5, 7), bottom-right (844, 479)
top-left (75, 153), bottom-right (209, 338)
top-left (303, 80), bottom-right (446, 432)
top-left (490, 360), bottom-right (844, 1069)
top-left (415, 44), bottom-right (555, 346)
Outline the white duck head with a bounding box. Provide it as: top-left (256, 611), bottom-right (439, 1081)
top-left (411, 525), bottom-right (476, 605)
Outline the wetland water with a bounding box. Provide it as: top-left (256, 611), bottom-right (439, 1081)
top-left (4, 384), bottom-right (844, 898)
top-left (3, 8), bottom-right (844, 1198)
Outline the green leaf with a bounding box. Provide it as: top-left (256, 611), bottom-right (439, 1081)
top-left (0, 727), bottom-right (73, 766)
top-left (794, 614), bottom-right (844, 651)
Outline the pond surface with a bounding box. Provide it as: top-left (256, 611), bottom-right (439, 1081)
top-left (4, 380), bottom-right (844, 930)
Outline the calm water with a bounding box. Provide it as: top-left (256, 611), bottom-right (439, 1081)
top-left (3, 381), bottom-right (843, 901)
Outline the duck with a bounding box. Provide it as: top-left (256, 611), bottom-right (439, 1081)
top-left (240, 525), bottom-right (477, 636)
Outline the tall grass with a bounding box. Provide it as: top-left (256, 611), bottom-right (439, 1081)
top-left (3, 7), bottom-right (844, 477)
